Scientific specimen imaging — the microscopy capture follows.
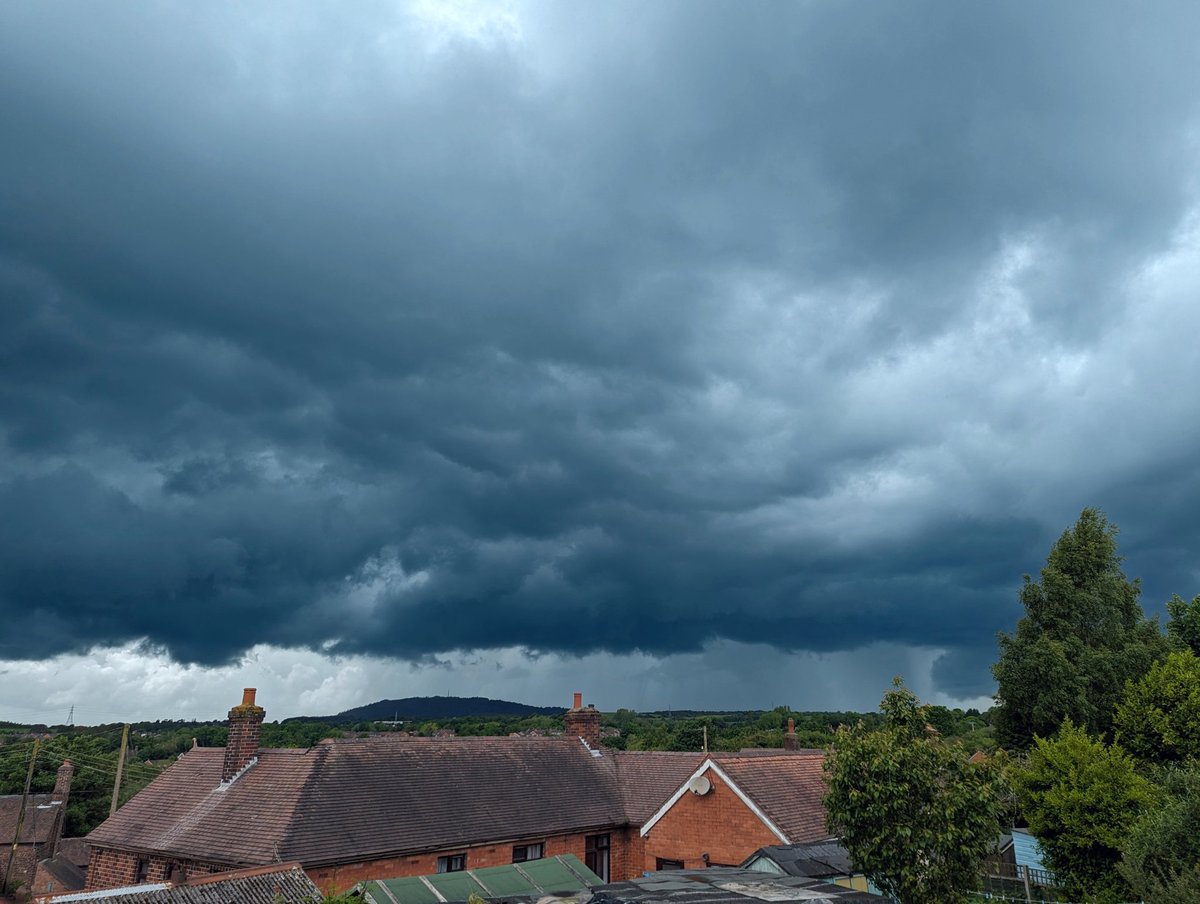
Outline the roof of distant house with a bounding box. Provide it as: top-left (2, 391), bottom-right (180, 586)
top-left (36, 854), bottom-right (86, 893)
top-left (741, 840), bottom-right (854, 878)
top-left (40, 863), bottom-right (319, 904)
top-left (54, 839), bottom-right (91, 870)
top-left (0, 794), bottom-right (64, 845)
top-left (86, 738), bottom-right (704, 868)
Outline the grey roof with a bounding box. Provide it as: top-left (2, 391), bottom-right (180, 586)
top-left (37, 853), bottom-right (87, 892)
top-left (592, 867), bottom-right (878, 903)
top-left (45, 863), bottom-right (321, 904)
top-left (742, 841), bottom-right (854, 878)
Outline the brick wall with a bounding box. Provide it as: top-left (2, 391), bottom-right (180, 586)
top-left (85, 826), bottom-right (644, 896)
top-left (640, 769), bottom-right (780, 871)
top-left (1, 842), bottom-right (40, 892)
top-left (306, 826), bottom-right (643, 894)
top-left (84, 847), bottom-right (227, 891)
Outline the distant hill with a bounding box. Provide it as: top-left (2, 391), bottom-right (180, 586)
top-left (289, 696), bottom-right (564, 723)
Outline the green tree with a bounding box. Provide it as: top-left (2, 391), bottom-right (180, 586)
top-left (993, 508), bottom-right (1170, 748)
top-left (824, 679), bottom-right (1006, 904)
top-left (1166, 592), bottom-right (1200, 655)
top-left (1119, 765), bottom-right (1200, 902)
top-left (1014, 719), bottom-right (1156, 902)
top-left (1113, 650), bottom-right (1200, 764)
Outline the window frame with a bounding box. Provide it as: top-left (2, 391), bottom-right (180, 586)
top-left (584, 833), bottom-right (611, 882)
top-left (512, 842), bottom-right (545, 863)
top-left (436, 853), bottom-right (467, 873)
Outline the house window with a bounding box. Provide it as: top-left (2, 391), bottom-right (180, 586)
top-left (513, 842), bottom-right (545, 863)
top-left (585, 834), bottom-right (610, 883)
top-left (134, 859), bottom-right (149, 883)
top-left (656, 858), bottom-right (684, 871)
top-left (436, 853), bottom-right (466, 873)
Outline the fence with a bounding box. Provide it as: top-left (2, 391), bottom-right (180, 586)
top-left (979, 860), bottom-right (1066, 904)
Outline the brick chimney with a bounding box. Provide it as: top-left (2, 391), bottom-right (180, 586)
top-left (52, 759), bottom-right (74, 801)
top-left (564, 691), bottom-right (602, 749)
top-left (784, 717), bottom-right (799, 751)
top-left (222, 688), bottom-right (265, 783)
top-left (45, 759), bottom-right (74, 858)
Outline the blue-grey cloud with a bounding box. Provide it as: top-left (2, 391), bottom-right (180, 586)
top-left (2, 0), bottom-right (1200, 704)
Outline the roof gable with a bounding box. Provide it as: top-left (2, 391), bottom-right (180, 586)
top-left (638, 759), bottom-right (788, 843)
top-left (638, 752), bottom-right (830, 844)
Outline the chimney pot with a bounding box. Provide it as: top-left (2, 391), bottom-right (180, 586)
top-left (784, 717), bottom-right (799, 752)
top-left (565, 697), bottom-right (602, 748)
top-left (242, 688), bottom-right (256, 707)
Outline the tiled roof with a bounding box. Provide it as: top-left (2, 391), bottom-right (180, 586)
top-left (87, 738), bottom-right (830, 869)
top-left (43, 863), bottom-right (319, 904)
top-left (712, 753), bottom-right (830, 844)
top-left (611, 751), bottom-right (704, 824)
top-left (89, 739), bottom-right (690, 868)
top-left (282, 737), bottom-right (627, 865)
top-left (1, 794), bottom-right (63, 844)
top-left (85, 748), bottom-right (315, 866)
top-left (55, 839), bottom-right (91, 869)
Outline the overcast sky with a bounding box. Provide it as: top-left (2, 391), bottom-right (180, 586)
top-left (2, 1), bottom-right (1199, 724)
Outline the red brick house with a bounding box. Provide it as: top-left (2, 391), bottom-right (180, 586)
top-left (638, 753), bottom-right (830, 871)
top-left (0, 761), bottom-right (75, 894)
top-left (84, 690), bottom-right (830, 894)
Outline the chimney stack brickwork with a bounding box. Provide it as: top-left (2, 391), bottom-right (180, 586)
top-left (53, 759), bottom-right (74, 800)
top-left (564, 691), bottom-right (602, 749)
top-left (222, 688), bottom-right (265, 782)
top-left (783, 718), bottom-right (799, 752)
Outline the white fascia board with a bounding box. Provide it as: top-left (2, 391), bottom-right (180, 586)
top-left (638, 758), bottom-right (790, 844)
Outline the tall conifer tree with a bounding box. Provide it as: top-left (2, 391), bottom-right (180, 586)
top-left (993, 508), bottom-right (1169, 748)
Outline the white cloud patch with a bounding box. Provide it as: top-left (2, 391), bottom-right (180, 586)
top-left (0, 640), bottom-right (987, 725)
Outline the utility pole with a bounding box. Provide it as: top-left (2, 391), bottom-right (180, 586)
top-left (109, 724), bottom-right (130, 817)
top-left (4, 739), bottom-right (40, 888)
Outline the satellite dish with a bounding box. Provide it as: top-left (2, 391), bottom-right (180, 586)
top-left (687, 774), bottom-right (712, 796)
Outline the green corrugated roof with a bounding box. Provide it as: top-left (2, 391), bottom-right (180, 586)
top-left (519, 856), bottom-right (599, 893)
top-left (362, 855), bottom-right (601, 904)
top-left (368, 876), bottom-right (442, 904)
top-left (427, 872), bottom-right (485, 900)
top-left (468, 865), bottom-right (539, 897)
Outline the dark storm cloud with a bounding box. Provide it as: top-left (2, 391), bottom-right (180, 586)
top-left (2, 1), bottom-right (1200, 699)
